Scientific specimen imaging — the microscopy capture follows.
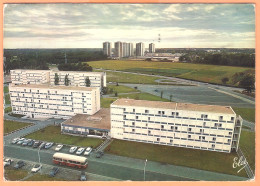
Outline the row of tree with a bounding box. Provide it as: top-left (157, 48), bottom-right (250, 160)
top-left (58, 62), bottom-right (92, 71)
top-left (54, 73), bottom-right (91, 87)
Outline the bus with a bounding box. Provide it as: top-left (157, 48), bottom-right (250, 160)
top-left (53, 152), bottom-right (88, 169)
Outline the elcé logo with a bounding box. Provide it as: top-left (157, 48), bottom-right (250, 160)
top-left (233, 156), bottom-right (247, 173)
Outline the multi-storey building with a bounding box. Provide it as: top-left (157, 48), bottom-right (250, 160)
top-left (9, 84), bottom-right (100, 119)
top-left (103, 42), bottom-right (112, 57)
top-left (110, 99), bottom-right (242, 153)
top-left (114, 41), bottom-right (123, 58)
top-left (149, 43), bottom-right (155, 53)
top-left (10, 69), bottom-right (51, 85)
top-left (128, 43), bottom-right (134, 57)
top-left (50, 71), bottom-right (106, 90)
top-left (10, 69), bottom-right (106, 90)
top-left (136, 42), bottom-right (145, 56)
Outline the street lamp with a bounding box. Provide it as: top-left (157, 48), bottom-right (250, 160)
top-left (38, 147), bottom-right (41, 164)
top-left (144, 159), bottom-right (147, 181)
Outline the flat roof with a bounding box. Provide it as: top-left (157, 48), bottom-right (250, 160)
top-left (111, 99), bottom-right (235, 115)
top-left (9, 83), bottom-right (98, 91)
top-left (52, 71), bottom-right (105, 75)
top-left (62, 108), bottom-right (111, 130)
top-left (11, 69), bottom-right (51, 72)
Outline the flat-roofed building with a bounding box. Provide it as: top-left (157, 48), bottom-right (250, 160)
top-left (114, 41), bottom-right (123, 58)
top-left (136, 42), bottom-right (145, 56)
top-left (9, 84), bottom-right (100, 119)
top-left (149, 43), bottom-right (155, 53)
top-left (50, 71), bottom-right (106, 90)
top-left (61, 108), bottom-right (110, 137)
top-left (103, 42), bottom-right (112, 57)
top-left (110, 99), bottom-right (242, 153)
top-left (10, 69), bottom-right (51, 85)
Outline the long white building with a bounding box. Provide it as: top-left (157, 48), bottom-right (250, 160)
top-left (9, 84), bottom-right (100, 119)
top-left (10, 69), bottom-right (51, 85)
top-left (49, 71), bottom-right (106, 89)
top-left (110, 99), bottom-right (242, 153)
top-left (10, 69), bottom-right (106, 90)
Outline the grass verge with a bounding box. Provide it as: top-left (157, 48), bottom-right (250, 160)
top-left (24, 174), bottom-right (66, 181)
top-left (107, 84), bottom-right (139, 94)
top-left (4, 86), bottom-right (9, 93)
top-left (233, 107), bottom-right (255, 123)
top-left (5, 94), bottom-right (10, 104)
top-left (105, 139), bottom-right (247, 177)
top-left (101, 98), bottom-right (117, 108)
top-left (4, 120), bottom-right (33, 135)
top-left (4, 166), bottom-right (28, 181)
top-left (24, 126), bottom-right (104, 148)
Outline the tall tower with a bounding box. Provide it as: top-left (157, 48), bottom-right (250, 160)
top-left (149, 43), bottom-right (155, 53)
top-left (114, 41), bottom-right (123, 58)
top-left (103, 42), bottom-right (112, 57)
top-left (136, 42), bottom-right (145, 56)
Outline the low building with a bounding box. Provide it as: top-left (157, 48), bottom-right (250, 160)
top-left (10, 69), bottom-right (51, 85)
top-left (61, 108), bottom-right (110, 137)
top-left (110, 99), bottom-right (242, 153)
top-left (9, 84), bottom-right (100, 119)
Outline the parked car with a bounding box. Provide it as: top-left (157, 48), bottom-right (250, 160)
top-left (95, 151), bottom-right (104, 158)
top-left (39, 142), bottom-right (46, 149)
top-left (14, 160), bottom-right (25, 169)
top-left (17, 138), bottom-right (25, 145)
top-left (22, 139), bottom-right (32, 146)
top-left (49, 167), bottom-right (59, 177)
top-left (28, 140), bottom-right (35, 146)
top-left (69, 146), bottom-right (78, 153)
top-left (11, 138), bottom-right (20, 144)
top-left (84, 147), bottom-right (92, 156)
top-left (33, 141), bottom-right (41, 148)
top-left (80, 171), bottom-right (87, 181)
top-left (4, 158), bottom-right (13, 167)
top-left (55, 144), bottom-right (63, 151)
top-left (45, 142), bottom-right (54, 149)
top-left (31, 164), bottom-right (42, 173)
top-left (76, 148), bottom-right (85, 155)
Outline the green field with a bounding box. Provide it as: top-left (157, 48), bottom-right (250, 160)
top-left (105, 139), bottom-right (247, 177)
top-left (101, 98), bottom-right (117, 108)
top-left (88, 60), bottom-right (254, 85)
top-left (4, 167), bottom-right (28, 181)
top-left (4, 120), bottom-right (33, 135)
top-left (5, 94), bottom-right (10, 104)
top-left (4, 86), bottom-right (9, 93)
top-left (24, 126), bottom-right (104, 148)
top-left (233, 107), bottom-right (255, 123)
top-left (239, 130), bottom-right (255, 170)
top-left (24, 174), bottom-right (66, 181)
top-left (107, 85), bottom-right (138, 94)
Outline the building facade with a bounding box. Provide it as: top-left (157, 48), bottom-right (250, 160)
top-left (114, 41), bottom-right (123, 58)
top-left (10, 69), bottom-right (51, 85)
top-left (136, 42), bottom-right (145, 56)
top-left (9, 84), bottom-right (100, 119)
top-left (110, 99), bottom-right (242, 153)
top-left (50, 71), bottom-right (106, 90)
top-left (149, 43), bottom-right (155, 53)
top-left (103, 42), bottom-right (112, 57)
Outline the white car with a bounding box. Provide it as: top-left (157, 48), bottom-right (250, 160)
top-left (69, 146), bottom-right (78, 153)
top-left (31, 164), bottom-right (42, 173)
top-left (76, 148), bottom-right (85, 155)
top-left (11, 138), bottom-right (20, 144)
top-left (55, 144), bottom-right (63, 151)
top-left (4, 158), bottom-right (13, 167)
top-left (84, 147), bottom-right (92, 156)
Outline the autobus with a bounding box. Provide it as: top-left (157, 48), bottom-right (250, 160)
top-left (53, 152), bottom-right (88, 169)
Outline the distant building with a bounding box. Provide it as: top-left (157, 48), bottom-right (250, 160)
top-left (136, 42), bottom-right (145, 56)
top-left (110, 98), bottom-right (243, 153)
top-left (9, 84), bottom-right (100, 119)
top-left (149, 43), bottom-right (155, 53)
top-left (114, 41), bottom-right (123, 58)
top-left (103, 42), bottom-right (112, 57)
top-left (128, 43), bottom-right (134, 57)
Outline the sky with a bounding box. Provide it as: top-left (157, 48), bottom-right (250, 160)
top-left (3, 3), bottom-right (255, 49)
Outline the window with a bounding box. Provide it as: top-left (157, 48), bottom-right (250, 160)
top-left (148, 130), bottom-right (151, 134)
top-left (161, 125), bottom-right (164, 129)
top-left (176, 112), bottom-right (179, 116)
top-left (148, 117), bottom-right (150, 121)
top-left (132, 129), bottom-right (135, 132)
top-left (219, 124), bottom-right (222, 127)
top-left (132, 122), bottom-right (135, 126)
top-left (213, 137), bottom-right (216, 141)
top-left (199, 136), bottom-right (201, 140)
top-left (219, 116), bottom-right (223, 120)
top-left (231, 117), bottom-right (234, 121)
top-left (171, 126), bottom-right (174, 130)
top-left (188, 135), bottom-right (191, 138)
top-left (212, 144), bottom-right (215, 148)
top-left (55, 111), bottom-right (57, 114)
top-left (172, 112), bottom-right (175, 115)
top-left (200, 129), bottom-right (204, 133)
top-left (228, 139), bottom-right (231, 142)
top-left (203, 122), bottom-right (206, 127)
top-left (158, 111), bottom-right (161, 114)
top-left (214, 123), bottom-right (218, 127)
top-left (170, 139), bottom-right (173, 143)
top-left (123, 108), bottom-right (126, 111)
top-left (145, 110), bottom-right (149, 114)
top-left (123, 115), bottom-right (126, 119)
top-left (202, 136), bottom-right (205, 140)
top-left (136, 116), bottom-right (139, 119)
top-left (229, 132), bottom-right (232, 135)
top-left (133, 109), bottom-right (135, 112)
top-left (188, 128), bottom-right (192, 132)
top-left (162, 111), bottom-right (165, 115)
top-left (175, 127), bottom-right (178, 130)
top-left (157, 138), bottom-right (160, 142)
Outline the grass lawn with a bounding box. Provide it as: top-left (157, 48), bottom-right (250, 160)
top-left (105, 139), bottom-right (247, 177)
top-left (4, 120), bottom-right (33, 135)
top-left (239, 130), bottom-right (255, 171)
top-left (5, 94), bottom-right (10, 104)
top-left (118, 92), bottom-right (170, 102)
top-left (107, 84), bottom-right (139, 94)
top-left (4, 86), bottom-right (9, 93)
top-left (4, 106), bottom-right (12, 113)
top-left (101, 98), bottom-right (117, 108)
top-left (88, 60), bottom-right (254, 85)
top-left (24, 126), bottom-right (104, 148)
top-left (24, 174), bottom-right (66, 181)
top-left (233, 107), bottom-right (255, 123)
top-left (4, 167), bottom-right (28, 181)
